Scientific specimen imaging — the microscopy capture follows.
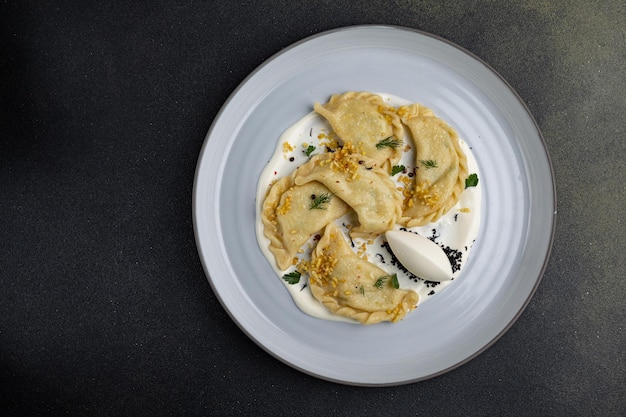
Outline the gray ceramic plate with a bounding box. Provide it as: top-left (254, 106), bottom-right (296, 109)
top-left (193, 25), bottom-right (556, 385)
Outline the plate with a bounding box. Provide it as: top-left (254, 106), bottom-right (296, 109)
top-left (193, 25), bottom-right (556, 385)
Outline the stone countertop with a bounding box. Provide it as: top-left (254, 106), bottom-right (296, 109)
top-left (1, 1), bottom-right (624, 416)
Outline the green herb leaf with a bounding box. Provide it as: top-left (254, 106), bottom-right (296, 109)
top-left (309, 192), bottom-right (333, 210)
top-left (305, 145), bottom-right (316, 157)
top-left (282, 271), bottom-right (301, 285)
top-left (374, 274), bottom-right (400, 290)
top-left (391, 273), bottom-right (400, 289)
top-left (374, 276), bottom-right (387, 290)
top-left (359, 286), bottom-right (365, 296)
top-left (375, 136), bottom-right (401, 149)
top-left (391, 165), bottom-right (405, 176)
top-left (419, 159), bottom-right (438, 169)
top-left (465, 173), bottom-right (479, 188)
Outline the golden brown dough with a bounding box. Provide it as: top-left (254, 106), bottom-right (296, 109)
top-left (262, 172), bottom-right (350, 270)
top-left (309, 222), bottom-right (418, 324)
top-left (397, 104), bottom-right (468, 226)
top-left (293, 149), bottom-right (402, 239)
top-left (314, 92), bottom-right (404, 171)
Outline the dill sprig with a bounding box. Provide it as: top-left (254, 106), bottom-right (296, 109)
top-left (375, 136), bottom-right (401, 149)
top-left (419, 159), bottom-right (438, 169)
top-left (374, 276), bottom-right (387, 289)
top-left (309, 192), bottom-right (333, 210)
top-left (374, 274), bottom-right (400, 290)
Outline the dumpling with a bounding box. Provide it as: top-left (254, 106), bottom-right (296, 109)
top-left (397, 104), bottom-right (468, 226)
top-left (293, 148), bottom-right (402, 239)
top-left (309, 222), bottom-right (419, 324)
top-left (314, 92), bottom-right (404, 171)
top-left (261, 172), bottom-right (350, 270)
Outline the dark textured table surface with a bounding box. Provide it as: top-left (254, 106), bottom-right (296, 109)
top-left (1, 1), bottom-right (624, 416)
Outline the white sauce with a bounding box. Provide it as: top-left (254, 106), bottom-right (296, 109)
top-left (255, 94), bottom-right (482, 323)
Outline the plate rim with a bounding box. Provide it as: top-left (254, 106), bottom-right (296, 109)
top-left (192, 24), bottom-right (557, 386)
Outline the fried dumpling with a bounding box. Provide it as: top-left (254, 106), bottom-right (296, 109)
top-left (397, 104), bottom-right (468, 226)
top-left (314, 92), bottom-right (404, 171)
top-left (261, 172), bottom-right (350, 270)
top-left (309, 222), bottom-right (418, 324)
top-left (293, 149), bottom-right (402, 239)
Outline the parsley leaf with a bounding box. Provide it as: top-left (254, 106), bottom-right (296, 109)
top-left (391, 165), bottom-right (405, 176)
top-left (465, 173), bottom-right (479, 188)
top-left (391, 273), bottom-right (399, 289)
top-left (282, 271), bottom-right (301, 285)
top-left (305, 145), bottom-right (316, 157)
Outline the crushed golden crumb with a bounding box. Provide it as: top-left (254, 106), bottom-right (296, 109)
top-left (276, 194), bottom-right (292, 215)
top-left (282, 141), bottom-right (294, 152)
top-left (397, 175), bottom-right (440, 208)
top-left (397, 106), bottom-right (409, 119)
top-left (309, 248), bottom-right (338, 285)
top-left (317, 142), bottom-right (365, 181)
top-left (356, 242), bottom-right (368, 258)
top-left (414, 181), bottom-right (440, 207)
top-left (318, 132), bottom-right (339, 151)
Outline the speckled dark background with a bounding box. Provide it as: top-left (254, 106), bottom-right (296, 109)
top-left (1, 1), bottom-right (624, 416)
